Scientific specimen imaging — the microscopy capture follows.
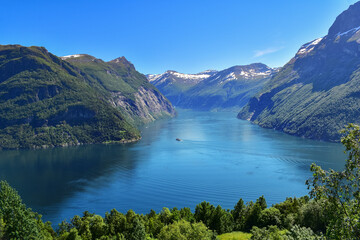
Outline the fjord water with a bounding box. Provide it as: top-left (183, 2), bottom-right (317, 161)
top-left (0, 110), bottom-right (344, 225)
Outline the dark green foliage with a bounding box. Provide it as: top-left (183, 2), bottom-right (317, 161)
top-left (127, 217), bottom-right (146, 240)
top-left (250, 225), bottom-right (323, 240)
top-left (209, 206), bottom-right (234, 234)
top-left (194, 201), bottom-right (215, 226)
top-left (0, 180), bottom-right (333, 239)
top-left (157, 220), bottom-right (216, 240)
top-left (104, 209), bottom-right (127, 236)
top-left (258, 207), bottom-right (282, 228)
top-left (232, 198), bottom-right (246, 230)
top-left (286, 225), bottom-right (323, 240)
top-left (298, 200), bottom-right (328, 233)
top-left (250, 225), bottom-right (284, 240)
top-left (307, 124), bottom-right (360, 239)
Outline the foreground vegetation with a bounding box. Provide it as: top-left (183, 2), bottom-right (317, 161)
top-left (1, 124), bottom-right (360, 239)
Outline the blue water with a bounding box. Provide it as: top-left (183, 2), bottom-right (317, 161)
top-left (0, 109), bottom-right (345, 225)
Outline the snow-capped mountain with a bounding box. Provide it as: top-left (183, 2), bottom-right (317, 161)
top-left (147, 63), bottom-right (277, 110)
top-left (147, 70), bottom-right (218, 87)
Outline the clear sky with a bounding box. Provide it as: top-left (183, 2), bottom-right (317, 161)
top-left (1, 0), bottom-right (358, 74)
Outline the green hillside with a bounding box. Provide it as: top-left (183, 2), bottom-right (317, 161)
top-left (0, 45), bottom-right (141, 149)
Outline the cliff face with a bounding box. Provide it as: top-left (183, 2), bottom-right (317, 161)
top-left (111, 86), bottom-right (176, 124)
top-left (238, 2), bottom-right (360, 141)
top-left (63, 55), bottom-right (176, 125)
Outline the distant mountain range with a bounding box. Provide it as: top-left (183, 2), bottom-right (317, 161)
top-left (148, 63), bottom-right (278, 111)
top-left (0, 45), bottom-right (175, 149)
top-left (238, 1), bottom-right (360, 141)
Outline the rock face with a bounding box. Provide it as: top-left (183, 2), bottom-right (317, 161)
top-left (111, 86), bottom-right (176, 124)
top-left (0, 45), bottom-right (175, 149)
top-left (148, 63), bottom-right (277, 111)
top-left (238, 2), bottom-right (360, 141)
top-left (62, 54), bottom-right (176, 125)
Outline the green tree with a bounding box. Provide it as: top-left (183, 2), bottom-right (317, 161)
top-left (194, 201), bottom-right (215, 226)
top-left (209, 205), bottom-right (233, 234)
top-left (256, 195), bottom-right (267, 210)
top-left (306, 123), bottom-right (360, 239)
top-left (159, 207), bottom-right (173, 225)
top-left (232, 198), bottom-right (246, 230)
top-left (158, 219), bottom-right (215, 240)
top-left (127, 217), bottom-right (146, 240)
top-left (250, 225), bottom-right (284, 240)
top-left (105, 209), bottom-right (126, 236)
top-left (284, 225), bottom-right (323, 240)
top-left (179, 207), bottom-right (195, 223)
top-left (258, 207), bottom-right (282, 228)
top-left (299, 200), bottom-right (327, 233)
top-left (0, 181), bottom-right (51, 239)
top-left (244, 197), bottom-right (266, 231)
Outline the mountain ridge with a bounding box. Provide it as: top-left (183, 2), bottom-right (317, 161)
top-left (148, 63), bottom-right (278, 111)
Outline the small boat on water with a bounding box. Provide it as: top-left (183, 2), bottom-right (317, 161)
top-left (176, 138), bottom-right (182, 141)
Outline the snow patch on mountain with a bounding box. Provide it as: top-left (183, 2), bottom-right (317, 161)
top-left (337, 25), bottom-right (360, 37)
top-left (147, 70), bottom-right (216, 84)
top-left (297, 38), bottom-right (323, 56)
top-left (147, 74), bottom-right (162, 82)
top-left (61, 54), bottom-right (84, 59)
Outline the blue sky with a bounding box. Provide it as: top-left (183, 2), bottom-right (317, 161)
top-left (1, 0), bottom-right (358, 74)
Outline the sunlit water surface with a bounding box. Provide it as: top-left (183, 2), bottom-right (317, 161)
top-left (0, 109), bottom-right (345, 225)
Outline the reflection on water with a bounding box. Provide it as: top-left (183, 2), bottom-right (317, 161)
top-left (0, 109), bottom-right (345, 225)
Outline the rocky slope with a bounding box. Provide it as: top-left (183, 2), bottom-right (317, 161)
top-left (62, 54), bottom-right (175, 125)
top-left (238, 2), bottom-right (360, 141)
top-left (0, 45), bottom-right (175, 149)
top-left (148, 64), bottom-right (277, 111)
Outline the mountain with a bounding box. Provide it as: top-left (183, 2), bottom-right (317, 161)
top-left (238, 2), bottom-right (360, 141)
top-left (148, 63), bottom-right (277, 111)
top-left (61, 54), bottom-right (175, 125)
top-left (0, 45), bottom-right (175, 149)
top-left (147, 70), bottom-right (217, 107)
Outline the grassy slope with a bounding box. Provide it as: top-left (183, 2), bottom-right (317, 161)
top-left (218, 232), bottom-right (252, 240)
top-left (0, 45), bottom-right (139, 149)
